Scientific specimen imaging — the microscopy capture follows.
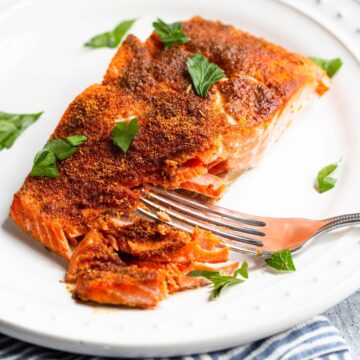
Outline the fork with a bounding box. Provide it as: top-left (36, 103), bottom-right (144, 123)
top-left (138, 186), bottom-right (360, 256)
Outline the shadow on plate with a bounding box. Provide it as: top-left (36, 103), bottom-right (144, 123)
top-left (1, 217), bottom-right (68, 271)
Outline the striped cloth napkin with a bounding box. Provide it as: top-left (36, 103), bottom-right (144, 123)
top-left (0, 316), bottom-right (352, 360)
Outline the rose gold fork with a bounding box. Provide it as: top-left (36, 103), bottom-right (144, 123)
top-left (138, 186), bottom-right (360, 255)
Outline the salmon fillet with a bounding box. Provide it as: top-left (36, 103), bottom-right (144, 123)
top-left (10, 17), bottom-right (330, 308)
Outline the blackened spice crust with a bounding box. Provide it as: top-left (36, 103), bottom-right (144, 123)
top-left (10, 16), bottom-right (326, 261)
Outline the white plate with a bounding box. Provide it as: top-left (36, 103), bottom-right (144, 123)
top-left (0, 0), bottom-right (359, 357)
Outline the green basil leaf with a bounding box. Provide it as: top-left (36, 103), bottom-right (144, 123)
top-left (30, 150), bottom-right (59, 178)
top-left (0, 111), bottom-right (43, 151)
top-left (317, 162), bottom-right (338, 193)
top-left (85, 19), bottom-right (136, 48)
top-left (186, 54), bottom-right (225, 97)
top-left (111, 117), bottom-right (139, 153)
top-left (309, 57), bottom-right (343, 78)
top-left (265, 249), bottom-right (296, 272)
top-left (153, 18), bottom-right (189, 49)
top-left (188, 261), bottom-right (248, 299)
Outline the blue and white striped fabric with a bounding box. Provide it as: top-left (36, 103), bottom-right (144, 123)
top-left (0, 316), bottom-right (352, 360)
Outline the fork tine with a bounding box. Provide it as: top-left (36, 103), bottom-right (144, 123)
top-left (144, 186), bottom-right (266, 227)
top-left (137, 207), bottom-right (261, 254)
top-left (140, 196), bottom-right (265, 237)
top-left (138, 199), bottom-right (263, 247)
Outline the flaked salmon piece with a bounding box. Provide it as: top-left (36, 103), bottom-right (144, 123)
top-left (110, 220), bottom-right (192, 260)
top-left (174, 164), bottom-right (208, 185)
top-left (67, 230), bottom-right (168, 308)
top-left (66, 229), bottom-right (123, 283)
top-left (181, 174), bottom-right (227, 198)
top-left (83, 219), bottom-right (228, 264)
top-left (196, 137), bottom-right (224, 165)
top-left (64, 224), bottom-right (88, 246)
top-left (67, 228), bottom-right (234, 308)
top-left (75, 268), bottom-right (167, 308)
top-left (127, 261), bottom-right (206, 294)
top-left (131, 261), bottom-right (239, 294)
top-left (139, 227), bottom-right (229, 264)
top-left (176, 141), bottom-right (229, 197)
top-left (74, 260), bottom-right (239, 308)
top-left (206, 150), bottom-right (228, 170)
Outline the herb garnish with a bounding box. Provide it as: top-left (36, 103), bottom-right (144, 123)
top-left (188, 261), bottom-right (248, 299)
top-left (186, 54), bottom-right (225, 97)
top-left (111, 117), bottom-right (139, 153)
top-left (84, 19), bottom-right (136, 48)
top-left (43, 135), bottom-right (88, 161)
top-left (316, 162), bottom-right (339, 193)
top-left (31, 150), bottom-right (59, 178)
top-left (265, 249), bottom-right (296, 272)
top-left (153, 18), bottom-right (189, 49)
top-left (0, 111), bottom-right (43, 151)
top-left (31, 135), bottom-right (87, 178)
top-left (309, 57), bottom-right (343, 78)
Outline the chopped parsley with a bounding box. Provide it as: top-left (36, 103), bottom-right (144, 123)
top-left (316, 162), bottom-right (339, 193)
top-left (153, 18), bottom-right (189, 49)
top-left (85, 19), bottom-right (136, 48)
top-left (111, 117), bottom-right (139, 153)
top-left (31, 135), bottom-right (87, 178)
top-left (186, 54), bottom-right (225, 97)
top-left (30, 149), bottom-right (58, 178)
top-left (188, 261), bottom-right (248, 299)
top-left (309, 57), bottom-right (343, 78)
top-left (0, 111), bottom-right (43, 151)
top-left (265, 249), bottom-right (296, 272)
